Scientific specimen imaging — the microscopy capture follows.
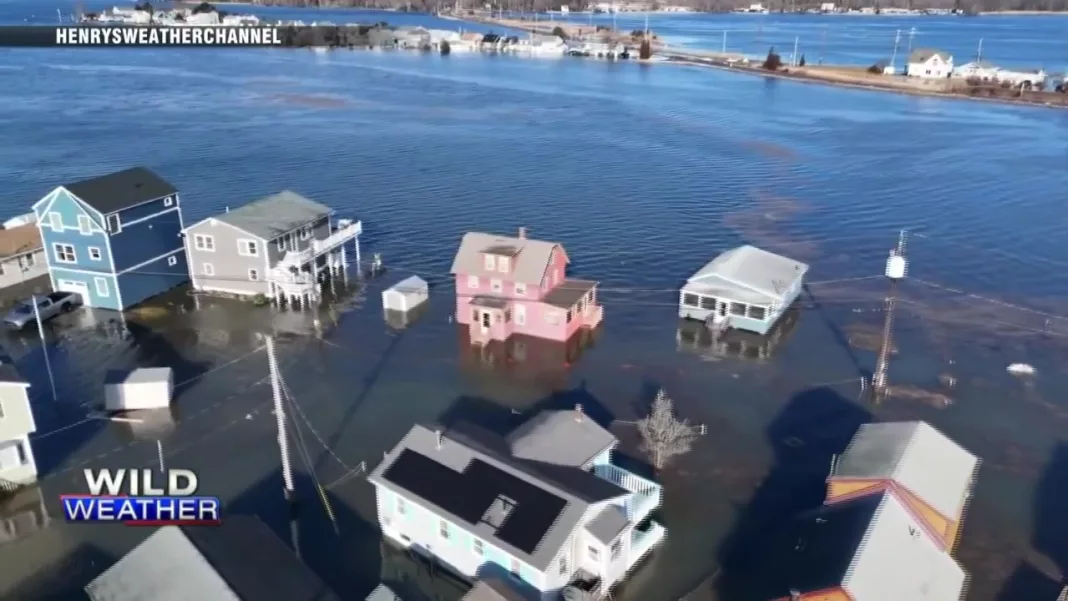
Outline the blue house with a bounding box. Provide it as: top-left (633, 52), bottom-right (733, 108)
top-left (32, 167), bottom-right (189, 311)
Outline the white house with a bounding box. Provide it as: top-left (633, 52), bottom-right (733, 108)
top-left (369, 407), bottom-right (666, 600)
top-left (952, 60), bottom-right (999, 81)
top-left (0, 360), bottom-right (37, 487)
top-left (906, 48), bottom-right (954, 79)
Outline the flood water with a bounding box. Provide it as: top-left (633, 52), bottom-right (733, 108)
top-left (0, 1), bottom-right (1067, 599)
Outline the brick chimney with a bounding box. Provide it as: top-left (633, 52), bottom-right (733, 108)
top-left (518, 227), bottom-right (527, 239)
top-left (574, 404), bottom-right (583, 422)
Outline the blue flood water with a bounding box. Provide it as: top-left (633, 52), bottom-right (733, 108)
top-left (0, 2), bottom-right (1067, 600)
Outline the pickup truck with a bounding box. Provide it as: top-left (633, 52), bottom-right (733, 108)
top-left (3, 292), bottom-right (82, 330)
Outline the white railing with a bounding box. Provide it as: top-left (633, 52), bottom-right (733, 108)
top-left (594, 464), bottom-right (660, 496)
top-left (629, 491), bottom-right (659, 525)
top-left (628, 522), bottom-right (665, 571)
top-left (312, 220), bottom-right (362, 256)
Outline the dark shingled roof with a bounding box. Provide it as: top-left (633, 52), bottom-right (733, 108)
top-left (66, 167), bottom-right (178, 215)
top-left (541, 279), bottom-right (597, 309)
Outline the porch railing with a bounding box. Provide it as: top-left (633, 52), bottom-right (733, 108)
top-left (276, 220), bottom-right (363, 269)
top-left (593, 463), bottom-right (662, 523)
top-left (628, 522), bottom-right (666, 571)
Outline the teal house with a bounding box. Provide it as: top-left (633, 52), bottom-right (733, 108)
top-left (32, 167), bottom-right (189, 311)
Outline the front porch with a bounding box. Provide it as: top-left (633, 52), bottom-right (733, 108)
top-left (268, 219), bottom-right (362, 308)
top-left (592, 463), bottom-right (662, 526)
top-left (467, 296), bottom-right (513, 345)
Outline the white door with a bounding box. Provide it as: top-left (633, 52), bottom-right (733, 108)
top-left (57, 279), bottom-right (91, 307)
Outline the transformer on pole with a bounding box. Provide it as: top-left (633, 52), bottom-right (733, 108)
top-left (873, 230), bottom-right (908, 396)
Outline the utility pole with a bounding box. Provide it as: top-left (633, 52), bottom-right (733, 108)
top-left (907, 26), bottom-right (916, 54)
top-left (890, 29), bottom-right (901, 73)
top-left (792, 35), bottom-right (799, 66)
top-left (32, 297), bottom-right (57, 403)
top-left (975, 37), bottom-right (983, 62)
top-left (266, 335), bottom-right (295, 501)
top-left (818, 25), bottom-right (826, 65)
top-left (157, 440), bottom-right (165, 473)
top-left (722, 30), bottom-right (727, 53)
top-left (873, 230), bottom-right (908, 400)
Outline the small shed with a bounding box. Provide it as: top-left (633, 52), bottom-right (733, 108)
top-left (104, 367), bottom-right (174, 411)
top-left (382, 276), bottom-right (428, 313)
top-left (680, 245), bottom-right (808, 336)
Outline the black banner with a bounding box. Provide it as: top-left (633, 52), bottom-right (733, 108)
top-left (0, 25), bottom-right (390, 47)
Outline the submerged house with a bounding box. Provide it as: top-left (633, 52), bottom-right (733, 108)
top-left (679, 245), bottom-right (808, 335)
top-left (450, 229), bottom-right (603, 345)
top-left (182, 191), bottom-right (361, 307)
top-left (32, 167), bottom-right (189, 310)
top-left (0, 360), bottom-right (37, 486)
top-left (746, 489), bottom-right (967, 601)
top-left (827, 421), bottom-right (979, 553)
top-left (369, 407), bottom-right (665, 600)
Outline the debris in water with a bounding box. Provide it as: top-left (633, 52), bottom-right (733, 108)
top-left (1007, 363), bottom-right (1036, 376)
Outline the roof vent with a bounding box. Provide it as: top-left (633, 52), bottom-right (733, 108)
top-left (518, 227), bottom-right (527, 239)
top-left (574, 403), bottom-right (583, 423)
top-left (435, 429), bottom-right (443, 449)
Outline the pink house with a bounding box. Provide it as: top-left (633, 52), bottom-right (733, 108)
top-left (449, 228), bottom-right (604, 344)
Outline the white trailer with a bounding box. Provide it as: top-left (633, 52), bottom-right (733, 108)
top-left (104, 367), bottom-right (174, 411)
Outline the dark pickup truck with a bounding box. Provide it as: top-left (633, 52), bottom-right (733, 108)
top-left (3, 292), bottom-right (82, 330)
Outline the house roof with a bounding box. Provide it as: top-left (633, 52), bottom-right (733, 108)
top-left (0, 224), bottom-right (42, 259)
top-left (506, 408), bottom-right (616, 467)
top-left (685, 245), bottom-right (808, 305)
top-left (541, 279), bottom-right (597, 310)
top-left (450, 232), bottom-right (564, 285)
top-left (84, 516), bottom-right (341, 601)
top-left (585, 505), bottom-right (629, 545)
top-left (388, 276), bottom-right (428, 294)
top-left (909, 48), bottom-right (951, 63)
top-left (209, 191), bottom-right (332, 241)
top-left (831, 421), bottom-right (978, 521)
top-left (461, 579), bottom-right (529, 601)
top-left (65, 167), bottom-right (177, 214)
top-left (369, 421), bottom-right (628, 571)
top-left (747, 491), bottom-right (965, 601)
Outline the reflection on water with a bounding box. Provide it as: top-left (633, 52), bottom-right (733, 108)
top-left (676, 309), bottom-right (800, 363)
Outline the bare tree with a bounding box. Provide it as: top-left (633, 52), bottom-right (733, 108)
top-left (637, 388), bottom-right (698, 470)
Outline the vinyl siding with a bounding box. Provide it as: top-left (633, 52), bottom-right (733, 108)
top-left (116, 250), bottom-right (188, 309)
top-left (0, 433), bottom-right (37, 485)
top-left (0, 385), bottom-right (35, 440)
top-left (112, 195), bottom-right (176, 224)
top-left (0, 250), bottom-right (48, 290)
top-left (37, 190), bottom-right (111, 273)
top-left (109, 205), bottom-right (184, 273)
top-left (52, 270), bottom-right (120, 310)
top-left (264, 216), bottom-right (331, 265)
top-left (184, 219), bottom-right (270, 297)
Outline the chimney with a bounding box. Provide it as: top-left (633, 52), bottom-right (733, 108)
top-left (789, 590), bottom-right (800, 601)
top-left (574, 404), bottom-right (583, 422)
top-left (435, 429), bottom-right (443, 449)
top-left (518, 227), bottom-right (527, 239)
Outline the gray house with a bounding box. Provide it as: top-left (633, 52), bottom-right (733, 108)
top-left (181, 191), bottom-right (361, 306)
top-left (0, 223), bottom-right (48, 301)
top-left (85, 515), bottom-right (342, 601)
top-left (679, 245), bottom-right (808, 336)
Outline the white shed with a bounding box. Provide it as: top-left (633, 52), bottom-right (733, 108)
top-left (104, 367), bottom-right (174, 411)
top-left (382, 276), bottom-right (429, 312)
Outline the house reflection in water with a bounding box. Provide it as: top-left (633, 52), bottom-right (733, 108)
top-left (109, 405), bottom-right (179, 444)
top-left (385, 304), bottom-right (429, 331)
top-left (377, 539), bottom-right (471, 601)
top-left (457, 327), bottom-right (597, 403)
top-left (676, 308), bottom-right (799, 361)
top-left (0, 485), bottom-right (50, 544)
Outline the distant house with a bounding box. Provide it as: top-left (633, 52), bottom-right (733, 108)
top-left (0, 359), bottom-right (37, 486)
top-left (953, 61), bottom-right (1047, 88)
top-left (85, 515), bottom-right (342, 601)
top-left (746, 489), bottom-right (967, 601)
top-left (450, 229), bottom-right (603, 344)
top-left (679, 245), bottom-right (808, 336)
top-left (32, 167), bottom-right (188, 311)
top-left (0, 223), bottom-right (47, 295)
top-left (181, 191), bottom-right (361, 305)
top-left (906, 48), bottom-right (953, 79)
top-left (827, 421), bottom-right (979, 553)
top-left (369, 407), bottom-right (665, 600)
top-left (952, 60), bottom-right (999, 81)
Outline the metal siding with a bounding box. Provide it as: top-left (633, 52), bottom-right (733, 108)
top-left (110, 207), bottom-right (185, 273)
top-left (117, 252), bottom-right (188, 309)
top-left (52, 269), bottom-right (121, 310)
top-left (184, 220), bottom-right (269, 296)
top-left (38, 191), bottom-right (112, 273)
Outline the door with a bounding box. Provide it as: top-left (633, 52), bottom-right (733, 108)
top-left (57, 279), bottom-right (91, 307)
top-left (480, 311), bottom-right (491, 333)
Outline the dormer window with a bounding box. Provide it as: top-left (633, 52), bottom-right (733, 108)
top-left (484, 254), bottom-right (496, 270)
top-left (498, 256), bottom-right (510, 272)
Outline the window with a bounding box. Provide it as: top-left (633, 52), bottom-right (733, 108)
top-left (106, 214), bottom-right (121, 234)
top-left (49, 212), bottom-right (62, 230)
top-left (515, 282), bottom-right (526, 297)
top-left (78, 215), bottom-right (92, 235)
top-left (94, 277), bottom-right (109, 297)
top-left (682, 293), bottom-right (699, 307)
top-left (467, 275), bottom-right (479, 289)
top-left (748, 306), bottom-right (767, 320)
top-left (699, 296), bottom-right (716, 310)
top-left (558, 556), bottom-right (568, 575)
top-left (248, 268), bottom-right (260, 281)
top-left (301, 226), bottom-right (312, 240)
top-left (396, 497), bottom-right (407, 516)
top-left (473, 539), bottom-right (484, 556)
top-left (610, 539), bottom-right (622, 560)
top-left (277, 237), bottom-right (286, 252)
top-left (515, 304), bottom-right (526, 326)
top-left (238, 239), bottom-right (259, 257)
top-left (439, 520), bottom-right (450, 540)
top-left (18, 254), bottom-right (35, 270)
top-left (588, 546), bottom-right (599, 561)
top-left (53, 243), bottom-right (76, 263)
top-left (484, 254), bottom-right (496, 270)
top-left (88, 247), bottom-right (102, 261)
top-left (167, 256), bottom-right (178, 267)
top-left (566, 310), bottom-right (573, 324)
top-left (490, 279), bottom-right (502, 293)
top-left (0, 440), bottom-right (28, 471)
top-left (203, 263), bottom-right (215, 276)
top-left (730, 302), bottom-right (746, 316)
top-left (194, 235), bottom-right (215, 251)
top-left (163, 196), bottom-right (174, 207)
top-left (498, 257), bottom-right (510, 272)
